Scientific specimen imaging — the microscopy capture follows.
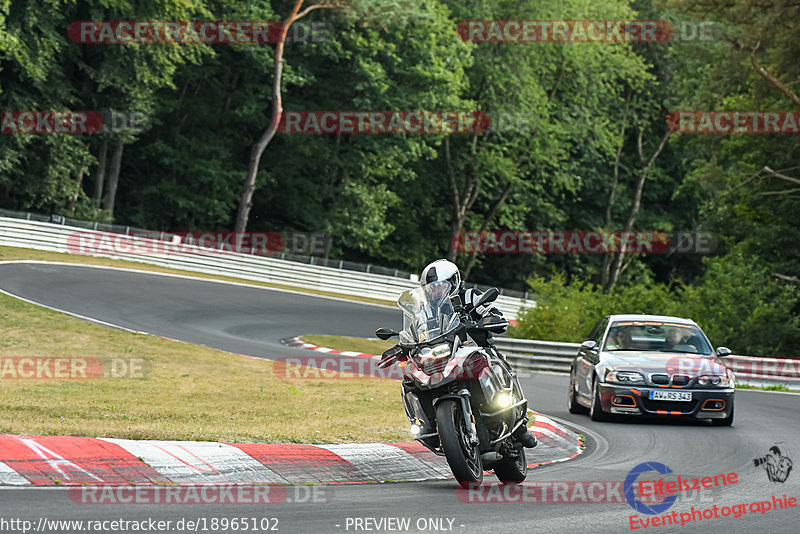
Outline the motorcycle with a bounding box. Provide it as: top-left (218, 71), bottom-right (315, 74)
top-left (375, 280), bottom-right (529, 487)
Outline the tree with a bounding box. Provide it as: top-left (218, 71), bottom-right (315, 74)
top-left (234, 0), bottom-right (344, 233)
top-left (0, 0), bottom-right (212, 218)
top-left (441, 0), bottom-right (654, 287)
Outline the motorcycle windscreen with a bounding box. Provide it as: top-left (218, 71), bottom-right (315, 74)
top-left (398, 281), bottom-right (461, 345)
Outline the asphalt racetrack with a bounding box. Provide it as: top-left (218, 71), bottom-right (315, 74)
top-left (0, 262), bottom-right (400, 359)
top-left (1, 262), bottom-right (798, 533)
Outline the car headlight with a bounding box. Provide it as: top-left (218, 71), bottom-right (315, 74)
top-left (697, 375), bottom-right (730, 387)
top-left (606, 370), bottom-right (644, 384)
top-left (418, 343), bottom-right (451, 360)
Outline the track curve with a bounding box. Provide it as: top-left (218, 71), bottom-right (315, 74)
top-left (0, 261), bottom-right (798, 533)
top-left (0, 262), bottom-right (399, 359)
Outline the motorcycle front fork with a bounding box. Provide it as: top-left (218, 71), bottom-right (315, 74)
top-left (402, 383), bottom-right (480, 446)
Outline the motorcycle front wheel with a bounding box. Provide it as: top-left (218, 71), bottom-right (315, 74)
top-left (436, 399), bottom-right (483, 487)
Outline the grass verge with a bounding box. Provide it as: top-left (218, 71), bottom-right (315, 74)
top-left (734, 382), bottom-right (798, 393)
top-left (0, 249), bottom-right (407, 443)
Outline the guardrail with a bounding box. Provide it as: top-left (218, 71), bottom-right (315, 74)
top-left (495, 338), bottom-right (576, 374)
top-left (0, 208), bottom-right (533, 298)
top-left (723, 355), bottom-right (800, 390)
top-left (0, 217), bottom-right (530, 318)
top-left (495, 338), bottom-right (800, 390)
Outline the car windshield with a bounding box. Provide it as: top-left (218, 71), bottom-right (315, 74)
top-left (604, 320), bottom-right (712, 355)
top-left (397, 281), bottom-right (461, 346)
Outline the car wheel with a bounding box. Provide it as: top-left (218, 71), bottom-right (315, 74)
top-left (711, 401), bottom-right (734, 426)
top-left (589, 377), bottom-right (609, 422)
top-left (568, 371), bottom-right (589, 414)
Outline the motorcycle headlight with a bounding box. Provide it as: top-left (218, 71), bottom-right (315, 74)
top-left (606, 370), bottom-right (644, 384)
top-left (418, 343), bottom-right (451, 360)
top-left (494, 392), bottom-right (514, 408)
top-left (697, 375), bottom-right (729, 387)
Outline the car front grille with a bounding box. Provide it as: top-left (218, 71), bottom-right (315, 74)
top-left (672, 375), bottom-right (690, 386)
top-left (648, 373), bottom-right (694, 386)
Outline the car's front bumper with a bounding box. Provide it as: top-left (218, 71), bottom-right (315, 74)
top-left (597, 382), bottom-right (734, 419)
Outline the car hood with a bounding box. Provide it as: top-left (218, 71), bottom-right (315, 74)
top-left (600, 351), bottom-right (729, 376)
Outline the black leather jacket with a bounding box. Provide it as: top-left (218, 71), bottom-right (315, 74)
top-left (454, 285), bottom-right (508, 346)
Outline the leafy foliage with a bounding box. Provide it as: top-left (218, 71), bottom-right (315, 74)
top-left (1, 0), bottom-right (798, 355)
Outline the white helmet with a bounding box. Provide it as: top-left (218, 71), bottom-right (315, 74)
top-left (420, 259), bottom-right (461, 295)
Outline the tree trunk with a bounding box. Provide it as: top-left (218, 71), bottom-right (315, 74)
top-left (462, 181), bottom-right (513, 279)
top-left (234, 0), bottom-right (340, 232)
top-left (750, 42), bottom-right (800, 106)
top-left (606, 129), bottom-right (671, 290)
top-left (67, 166), bottom-right (87, 214)
top-left (102, 139), bottom-right (124, 216)
top-left (444, 135), bottom-right (479, 261)
top-left (93, 138), bottom-right (107, 205)
top-left (601, 93), bottom-right (631, 290)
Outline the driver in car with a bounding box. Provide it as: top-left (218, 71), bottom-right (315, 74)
top-left (605, 328), bottom-right (632, 350)
top-left (664, 327), bottom-right (699, 351)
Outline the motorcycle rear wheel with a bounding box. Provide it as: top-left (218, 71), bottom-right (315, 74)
top-left (494, 445), bottom-right (527, 484)
top-left (436, 399), bottom-right (483, 488)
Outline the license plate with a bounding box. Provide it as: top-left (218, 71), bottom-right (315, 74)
top-left (649, 390), bottom-right (692, 402)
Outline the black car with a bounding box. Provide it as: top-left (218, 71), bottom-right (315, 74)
top-left (568, 314), bottom-right (735, 425)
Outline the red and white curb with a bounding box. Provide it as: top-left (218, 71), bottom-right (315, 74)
top-left (0, 413), bottom-right (581, 486)
top-left (0, 339), bottom-right (582, 487)
top-left (282, 336), bottom-right (379, 360)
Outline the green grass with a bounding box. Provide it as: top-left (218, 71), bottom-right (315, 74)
top-left (0, 248), bottom-right (408, 443)
top-left (735, 382), bottom-right (796, 393)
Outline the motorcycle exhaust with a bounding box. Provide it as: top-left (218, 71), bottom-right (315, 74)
top-left (481, 451), bottom-right (503, 462)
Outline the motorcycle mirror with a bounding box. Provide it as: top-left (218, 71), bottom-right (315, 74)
top-left (375, 327), bottom-right (399, 340)
top-left (474, 287), bottom-right (499, 309)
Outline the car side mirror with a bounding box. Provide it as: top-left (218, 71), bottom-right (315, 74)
top-left (581, 340), bottom-right (598, 351)
top-left (375, 327), bottom-right (399, 340)
top-left (715, 346), bottom-right (732, 357)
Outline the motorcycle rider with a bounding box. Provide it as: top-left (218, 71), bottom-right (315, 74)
top-left (416, 259), bottom-right (537, 449)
